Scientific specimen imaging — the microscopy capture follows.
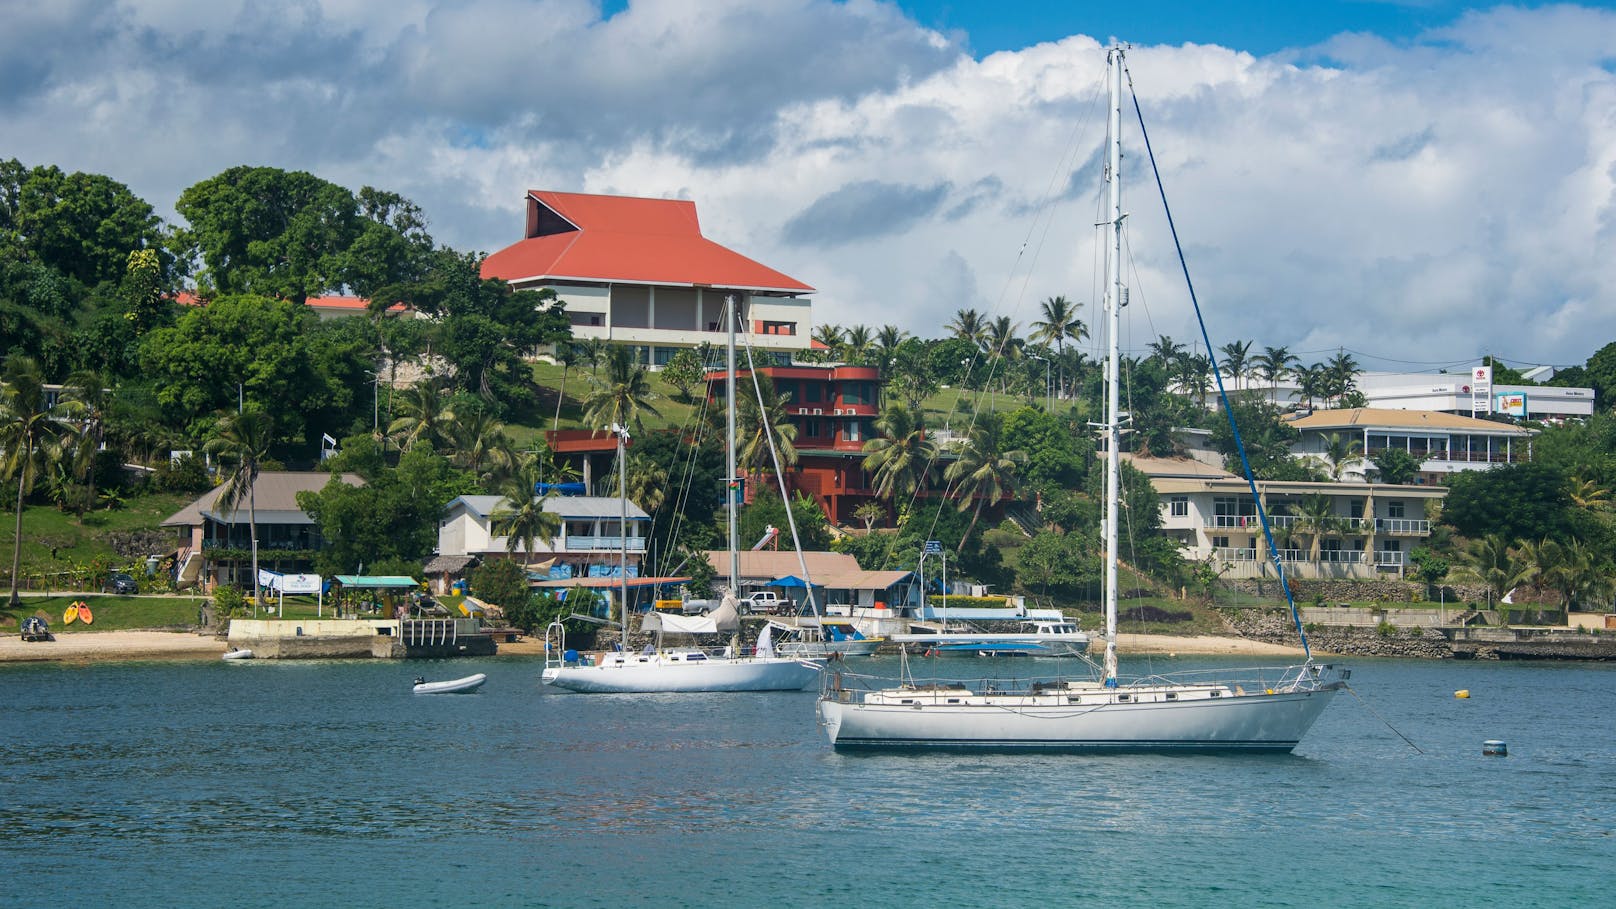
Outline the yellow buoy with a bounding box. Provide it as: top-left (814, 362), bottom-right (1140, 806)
top-left (1455, 689), bottom-right (1470, 699)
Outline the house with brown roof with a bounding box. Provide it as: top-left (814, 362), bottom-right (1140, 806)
top-left (1283, 407), bottom-right (1534, 484)
top-left (480, 191), bottom-right (813, 366)
top-left (161, 471), bottom-right (363, 591)
top-left (701, 549), bottom-right (919, 610)
top-left (1125, 455), bottom-right (1445, 581)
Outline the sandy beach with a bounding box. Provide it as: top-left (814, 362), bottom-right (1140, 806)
top-left (0, 629), bottom-right (1305, 663)
top-left (0, 630), bottom-right (228, 663)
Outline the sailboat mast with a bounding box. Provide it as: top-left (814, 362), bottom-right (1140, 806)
top-left (1103, 45), bottom-right (1124, 685)
top-left (618, 425), bottom-right (630, 654)
top-left (725, 293), bottom-right (740, 594)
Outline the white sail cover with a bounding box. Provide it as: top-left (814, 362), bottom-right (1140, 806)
top-left (755, 623), bottom-right (775, 658)
top-left (710, 595), bottom-right (741, 633)
top-left (641, 611), bottom-right (720, 634)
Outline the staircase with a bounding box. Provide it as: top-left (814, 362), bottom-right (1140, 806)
top-left (1005, 505), bottom-right (1041, 538)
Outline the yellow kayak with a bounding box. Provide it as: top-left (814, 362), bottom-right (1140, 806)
top-left (64, 604), bottom-right (79, 624)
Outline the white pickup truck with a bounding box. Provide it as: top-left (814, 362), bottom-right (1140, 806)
top-left (742, 591), bottom-right (786, 615)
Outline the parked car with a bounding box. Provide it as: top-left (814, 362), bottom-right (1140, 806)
top-left (743, 591), bottom-right (786, 615)
top-left (103, 572), bottom-right (138, 595)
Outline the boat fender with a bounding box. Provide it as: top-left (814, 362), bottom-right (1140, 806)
top-left (1454, 690), bottom-right (1470, 699)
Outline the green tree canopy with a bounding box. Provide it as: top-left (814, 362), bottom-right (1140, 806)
top-left (1441, 462), bottom-right (1574, 544)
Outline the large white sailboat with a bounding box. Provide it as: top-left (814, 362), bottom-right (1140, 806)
top-left (541, 296), bottom-right (823, 693)
top-left (818, 46), bottom-right (1346, 751)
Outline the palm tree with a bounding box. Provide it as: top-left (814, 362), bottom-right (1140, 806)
top-left (1296, 362), bottom-right (1329, 410)
top-left (450, 407), bottom-right (516, 480)
top-left (947, 308), bottom-right (987, 347)
top-left (1031, 295), bottom-right (1088, 400)
top-left (490, 460), bottom-right (561, 569)
top-left (579, 338), bottom-right (609, 377)
top-left (1175, 353), bottom-right (1214, 407)
top-left (985, 316), bottom-right (1022, 360)
top-left (875, 325), bottom-right (908, 366)
top-left (1253, 345), bottom-right (1299, 405)
top-left (624, 453), bottom-right (668, 514)
top-left (1320, 432), bottom-right (1365, 481)
top-left (811, 323), bottom-right (845, 354)
top-left (1326, 350), bottom-right (1360, 406)
top-left (861, 402), bottom-right (937, 503)
top-left (583, 346), bottom-right (662, 432)
top-left (388, 380), bottom-right (456, 450)
top-left (1147, 335), bottom-right (1186, 367)
top-left (1294, 493), bottom-right (1338, 561)
top-left (0, 356), bottom-right (71, 607)
top-left (552, 343), bottom-right (582, 431)
top-left (1468, 534), bottom-right (1518, 610)
top-left (842, 324), bottom-right (874, 365)
top-left (736, 376), bottom-right (798, 493)
top-left (204, 410), bottom-right (275, 609)
top-left (944, 412), bottom-right (1026, 551)
top-left (1569, 475), bottom-right (1611, 510)
top-left (1219, 340), bottom-right (1253, 392)
top-left (61, 368), bottom-right (112, 517)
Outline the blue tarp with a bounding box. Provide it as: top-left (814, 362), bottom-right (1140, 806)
top-left (768, 575), bottom-right (822, 589)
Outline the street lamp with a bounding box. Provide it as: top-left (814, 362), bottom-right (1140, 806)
top-left (1030, 354), bottom-right (1050, 411)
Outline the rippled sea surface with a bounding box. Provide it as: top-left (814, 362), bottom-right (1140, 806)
top-left (4, 654), bottom-right (1613, 908)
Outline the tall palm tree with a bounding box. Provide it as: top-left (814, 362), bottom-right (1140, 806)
top-left (947, 308), bottom-right (987, 347)
top-left (450, 407), bottom-right (516, 480)
top-left (1253, 345), bottom-right (1299, 405)
top-left (61, 368), bottom-right (112, 517)
top-left (1568, 475), bottom-right (1611, 510)
top-left (583, 346), bottom-right (662, 432)
top-left (388, 380), bottom-right (456, 450)
top-left (985, 316), bottom-right (1022, 360)
top-left (204, 410), bottom-right (275, 609)
top-left (736, 376), bottom-right (798, 493)
top-left (624, 453), bottom-right (668, 514)
top-left (861, 402), bottom-right (936, 503)
top-left (1218, 340), bottom-right (1253, 392)
top-left (1175, 353), bottom-right (1214, 408)
top-left (842, 324), bottom-right (874, 365)
top-left (1294, 493), bottom-right (1338, 561)
top-left (944, 412), bottom-right (1026, 551)
top-left (811, 323), bottom-right (845, 354)
top-left (0, 356), bottom-right (71, 607)
top-left (1320, 432), bottom-right (1365, 481)
top-left (875, 324), bottom-right (908, 366)
top-left (1468, 534), bottom-right (1518, 609)
top-left (1147, 335), bottom-right (1186, 367)
top-left (1296, 362), bottom-right (1329, 410)
top-left (552, 343), bottom-right (582, 431)
top-left (1326, 350), bottom-right (1360, 406)
top-left (490, 460), bottom-right (561, 569)
top-left (1031, 295), bottom-right (1088, 399)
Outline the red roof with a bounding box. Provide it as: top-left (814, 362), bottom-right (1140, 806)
top-left (480, 191), bottom-right (813, 294)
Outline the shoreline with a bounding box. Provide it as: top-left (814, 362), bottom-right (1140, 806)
top-left (0, 629), bottom-right (1306, 664)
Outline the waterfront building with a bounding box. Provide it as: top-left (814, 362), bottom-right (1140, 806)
top-left (1128, 455), bottom-right (1446, 581)
top-left (161, 471), bottom-right (363, 591)
top-left (699, 549), bottom-right (919, 611)
top-left (1253, 366), bottom-right (1594, 422)
top-left (1284, 407), bottom-right (1535, 484)
top-left (435, 493), bottom-right (650, 582)
top-left (480, 190), bottom-right (814, 366)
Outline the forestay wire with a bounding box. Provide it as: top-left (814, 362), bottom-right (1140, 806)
top-left (1121, 60), bottom-right (1312, 660)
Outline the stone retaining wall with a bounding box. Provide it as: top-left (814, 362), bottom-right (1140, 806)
top-left (1222, 608), bottom-right (1453, 659)
top-left (1227, 578), bottom-right (1489, 606)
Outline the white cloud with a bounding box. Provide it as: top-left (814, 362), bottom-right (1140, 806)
top-left (3, 1), bottom-right (1615, 368)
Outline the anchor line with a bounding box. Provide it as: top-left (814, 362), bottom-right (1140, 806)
top-left (1343, 684), bottom-right (1425, 754)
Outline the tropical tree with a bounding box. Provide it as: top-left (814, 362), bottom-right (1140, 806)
top-left (1467, 534), bottom-right (1518, 609)
top-left (853, 500), bottom-right (886, 532)
top-left (61, 368), bottom-right (113, 517)
top-left (388, 379), bottom-right (456, 450)
top-left (660, 348), bottom-right (706, 402)
top-left (1319, 432), bottom-right (1365, 481)
top-left (1218, 340), bottom-right (1253, 391)
top-left (944, 412), bottom-right (1026, 551)
top-left (1253, 345), bottom-right (1299, 405)
top-left (0, 356), bottom-right (72, 607)
top-left (841, 324), bottom-right (874, 365)
top-left (861, 402), bottom-right (937, 503)
top-left (1293, 493), bottom-right (1338, 561)
top-left (1325, 350), bottom-right (1360, 405)
top-left (1568, 474), bottom-right (1611, 510)
top-left (624, 453), bottom-right (669, 514)
top-left (1295, 362), bottom-right (1329, 410)
top-left (583, 345), bottom-right (661, 432)
top-left (985, 316), bottom-right (1022, 360)
top-left (811, 323), bottom-right (845, 354)
top-left (1031, 296), bottom-right (1088, 399)
top-left (449, 407), bottom-right (516, 481)
top-left (204, 410), bottom-right (276, 608)
top-left (947, 308), bottom-right (987, 347)
top-left (1147, 335), bottom-right (1186, 367)
top-left (490, 460), bottom-right (561, 568)
top-left (875, 325), bottom-right (908, 366)
top-left (1370, 447), bottom-right (1421, 486)
top-left (552, 343), bottom-right (582, 430)
top-left (735, 375), bottom-right (798, 492)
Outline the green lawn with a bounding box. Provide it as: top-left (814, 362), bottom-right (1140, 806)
top-left (2, 594), bottom-right (208, 632)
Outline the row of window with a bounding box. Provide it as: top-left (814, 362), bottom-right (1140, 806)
top-left (1169, 496), bottom-right (1408, 519)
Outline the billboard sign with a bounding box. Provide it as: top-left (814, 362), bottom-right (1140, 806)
top-left (1495, 392), bottom-right (1527, 417)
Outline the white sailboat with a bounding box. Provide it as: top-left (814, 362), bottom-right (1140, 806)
top-left (541, 295), bottom-right (824, 693)
top-left (818, 45), bottom-right (1346, 751)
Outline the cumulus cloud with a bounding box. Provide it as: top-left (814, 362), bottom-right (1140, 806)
top-left (3, 1), bottom-right (1615, 368)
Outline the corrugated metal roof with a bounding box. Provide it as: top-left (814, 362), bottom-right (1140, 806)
top-left (161, 472), bottom-right (364, 526)
top-left (1285, 407), bottom-right (1533, 435)
top-left (703, 550), bottom-right (861, 581)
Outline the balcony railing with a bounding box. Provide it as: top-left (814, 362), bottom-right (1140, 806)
top-left (565, 536), bottom-right (648, 552)
top-left (1214, 547), bottom-right (1258, 562)
top-left (1374, 550), bottom-right (1405, 566)
top-left (1373, 519), bottom-right (1430, 535)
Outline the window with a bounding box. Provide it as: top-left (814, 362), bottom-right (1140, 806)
top-left (843, 419), bottom-right (862, 443)
top-left (1169, 496), bottom-right (1189, 517)
top-left (805, 383), bottom-right (823, 403)
top-left (1211, 535), bottom-right (1230, 549)
top-left (1388, 501), bottom-right (1405, 518)
top-left (1349, 500), bottom-right (1364, 519)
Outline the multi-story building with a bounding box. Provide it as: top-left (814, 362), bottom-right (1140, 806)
top-left (1284, 407), bottom-right (1535, 485)
top-left (706, 363), bottom-right (883, 525)
top-left (1257, 366), bottom-right (1595, 422)
top-left (480, 191), bottom-right (813, 366)
top-left (1128, 455), bottom-right (1446, 580)
top-left (435, 493), bottom-right (651, 582)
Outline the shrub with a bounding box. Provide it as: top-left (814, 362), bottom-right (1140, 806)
top-left (1376, 620), bottom-right (1395, 637)
top-left (212, 585), bottom-right (245, 618)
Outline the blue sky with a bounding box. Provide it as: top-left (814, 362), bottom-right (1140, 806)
top-left (5, 1), bottom-right (1616, 367)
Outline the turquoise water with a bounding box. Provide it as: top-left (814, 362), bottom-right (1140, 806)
top-left (4, 655), bottom-right (1612, 908)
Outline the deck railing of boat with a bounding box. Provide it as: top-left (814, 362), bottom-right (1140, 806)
top-left (822, 661), bottom-right (1346, 699)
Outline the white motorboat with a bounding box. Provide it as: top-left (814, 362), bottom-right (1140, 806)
top-left (893, 619), bottom-right (1089, 657)
top-left (221, 648), bottom-right (254, 660)
top-left (771, 619), bottom-right (884, 658)
top-left (542, 296), bottom-right (825, 694)
top-left (818, 45), bottom-right (1346, 752)
top-left (413, 673), bottom-right (487, 694)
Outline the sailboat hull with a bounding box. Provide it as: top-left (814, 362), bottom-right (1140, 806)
top-left (544, 656), bottom-right (822, 693)
top-left (820, 684), bottom-right (1342, 753)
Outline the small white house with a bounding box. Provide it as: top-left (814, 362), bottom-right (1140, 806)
top-left (437, 495), bottom-right (650, 581)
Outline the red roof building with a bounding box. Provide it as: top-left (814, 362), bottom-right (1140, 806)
top-left (481, 191), bottom-right (814, 366)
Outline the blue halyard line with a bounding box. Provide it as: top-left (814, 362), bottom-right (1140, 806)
top-left (1122, 58), bottom-right (1312, 660)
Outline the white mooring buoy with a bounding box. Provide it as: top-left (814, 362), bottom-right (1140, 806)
top-left (1483, 739), bottom-right (1508, 756)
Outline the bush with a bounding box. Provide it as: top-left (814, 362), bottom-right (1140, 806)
top-left (470, 558), bottom-right (529, 614)
top-left (212, 585), bottom-right (245, 618)
top-left (153, 454), bottom-right (212, 494)
top-left (1376, 620), bottom-right (1395, 637)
